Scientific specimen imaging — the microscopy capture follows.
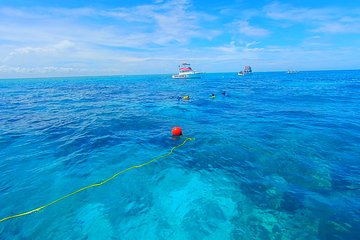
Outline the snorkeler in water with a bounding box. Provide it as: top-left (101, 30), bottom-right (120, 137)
top-left (171, 96), bottom-right (189, 101)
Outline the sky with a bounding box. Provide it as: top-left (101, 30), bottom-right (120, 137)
top-left (0, 0), bottom-right (359, 78)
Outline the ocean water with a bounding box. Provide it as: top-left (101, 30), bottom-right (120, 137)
top-left (0, 70), bottom-right (359, 239)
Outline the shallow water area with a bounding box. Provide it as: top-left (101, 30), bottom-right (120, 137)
top-left (0, 71), bottom-right (360, 239)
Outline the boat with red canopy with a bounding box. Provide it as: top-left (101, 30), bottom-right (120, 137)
top-left (172, 63), bottom-right (201, 79)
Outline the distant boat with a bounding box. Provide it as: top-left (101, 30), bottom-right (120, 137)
top-left (238, 65), bottom-right (252, 75)
top-left (287, 70), bottom-right (299, 74)
top-left (172, 63), bottom-right (201, 79)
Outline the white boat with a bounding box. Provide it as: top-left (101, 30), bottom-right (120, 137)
top-left (238, 65), bottom-right (252, 75)
top-left (172, 63), bottom-right (201, 79)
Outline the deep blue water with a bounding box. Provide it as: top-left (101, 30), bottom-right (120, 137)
top-left (0, 71), bottom-right (359, 239)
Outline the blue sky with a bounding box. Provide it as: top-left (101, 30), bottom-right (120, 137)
top-left (0, 0), bottom-right (359, 77)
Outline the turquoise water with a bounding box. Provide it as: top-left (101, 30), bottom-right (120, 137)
top-left (0, 71), bottom-right (359, 239)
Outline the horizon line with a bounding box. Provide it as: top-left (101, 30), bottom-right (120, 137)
top-left (0, 69), bottom-right (359, 80)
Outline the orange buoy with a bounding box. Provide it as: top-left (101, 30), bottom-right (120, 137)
top-left (172, 126), bottom-right (183, 136)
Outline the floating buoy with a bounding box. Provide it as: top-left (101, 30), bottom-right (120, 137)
top-left (172, 126), bottom-right (182, 136)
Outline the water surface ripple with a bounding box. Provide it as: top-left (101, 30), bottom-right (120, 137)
top-left (0, 71), bottom-right (359, 239)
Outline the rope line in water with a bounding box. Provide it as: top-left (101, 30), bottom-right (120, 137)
top-left (0, 137), bottom-right (195, 223)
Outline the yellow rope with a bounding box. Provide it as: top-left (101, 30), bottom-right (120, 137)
top-left (0, 137), bottom-right (195, 223)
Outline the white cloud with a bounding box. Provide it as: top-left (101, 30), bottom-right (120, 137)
top-left (312, 19), bottom-right (360, 34)
top-left (0, 66), bottom-right (74, 73)
top-left (211, 41), bottom-right (238, 53)
top-left (301, 35), bottom-right (332, 48)
top-left (245, 41), bottom-right (260, 48)
top-left (264, 2), bottom-right (335, 22)
top-left (13, 40), bottom-right (74, 55)
top-left (210, 40), bottom-right (263, 54)
top-left (154, 0), bottom-right (166, 3)
top-left (2, 40), bottom-right (75, 63)
top-left (0, 0), bottom-right (217, 48)
top-left (236, 20), bottom-right (270, 37)
top-left (263, 2), bottom-right (360, 34)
